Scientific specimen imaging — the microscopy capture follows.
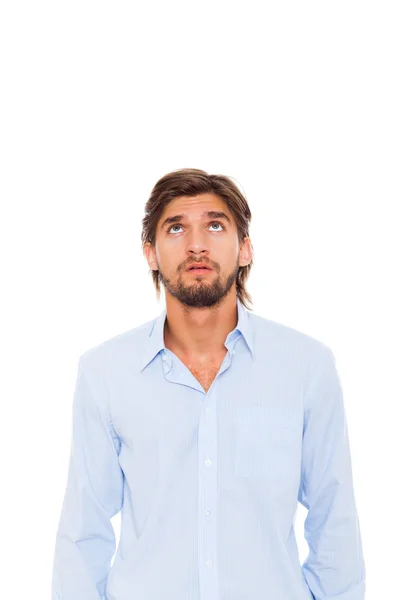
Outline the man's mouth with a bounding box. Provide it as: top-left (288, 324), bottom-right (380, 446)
top-left (186, 265), bottom-right (213, 272)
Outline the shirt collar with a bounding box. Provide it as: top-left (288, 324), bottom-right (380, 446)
top-left (139, 296), bottom-right (255, 372)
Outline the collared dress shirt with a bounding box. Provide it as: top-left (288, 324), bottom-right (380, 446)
top-left (51, 297), bottom-right (366, 600)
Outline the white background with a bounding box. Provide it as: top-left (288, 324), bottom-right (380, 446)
top-left (1, 1), bottom-right (399, 598)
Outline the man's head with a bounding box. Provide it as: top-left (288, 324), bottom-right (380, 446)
top-left (142, 168), bottom-right (254, 310)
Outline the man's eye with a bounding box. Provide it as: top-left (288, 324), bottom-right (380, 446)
top-left (168, 222), bottom-right (225, 234)
top-left (168, 224), bottom-right (183, 233)
top-left (210, 222), bottom-right (224, 230)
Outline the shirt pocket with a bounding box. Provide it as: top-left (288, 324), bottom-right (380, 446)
top-left (233, 404), bottom-right (296, 479)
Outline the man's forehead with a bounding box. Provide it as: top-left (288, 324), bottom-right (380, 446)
top-left (167, 193), bottom-right (226, 209)
top-left (161, 194), bottom-right (230, 219)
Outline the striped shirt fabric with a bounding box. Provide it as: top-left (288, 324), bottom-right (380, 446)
top-left (51, 296), bottom-right (366, 599)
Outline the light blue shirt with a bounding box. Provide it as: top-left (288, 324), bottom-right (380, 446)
top-left (51, 297), bottom-right (366, 599)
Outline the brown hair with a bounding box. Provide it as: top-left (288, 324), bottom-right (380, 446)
top-left (141, 167), bottom-right (254, 310)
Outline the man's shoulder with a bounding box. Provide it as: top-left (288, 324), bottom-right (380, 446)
top-left (249, 311), bottom-right (331, 360)
top-left (78, 316), bottom-right (155, 372)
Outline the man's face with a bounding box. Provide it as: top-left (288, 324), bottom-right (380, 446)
top-left (145, 193), bottom-right (251, 308)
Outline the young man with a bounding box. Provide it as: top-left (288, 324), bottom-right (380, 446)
top-left (51, 168), bottom-right (366, 599)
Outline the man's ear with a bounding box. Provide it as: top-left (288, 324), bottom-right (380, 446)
top-left (239, 237), bottom-right (253, 267)
top-left (144, 242), bottom-right (158, 271)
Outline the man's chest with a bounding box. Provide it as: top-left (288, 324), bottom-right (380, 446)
top-left (111, 352), bottom-right (303, 503)
top-left (174, 351), bottom-right (228, 393)
top-left (185, 363), bottom-right (220, 393)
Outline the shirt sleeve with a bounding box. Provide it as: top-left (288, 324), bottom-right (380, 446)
top-left (298, 346), bottom-right (366, 600)
top-left (51, 353), bottom-right (124, 600)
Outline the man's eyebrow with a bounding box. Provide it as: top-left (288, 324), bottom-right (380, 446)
top-left (160, 210), bottom-right (231, 230)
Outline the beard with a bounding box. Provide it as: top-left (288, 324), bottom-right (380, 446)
top-left (157, 258), bottom-right (240, 308)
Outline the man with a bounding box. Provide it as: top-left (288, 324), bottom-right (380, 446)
top-left (51, 168), bottom-right (366, 599)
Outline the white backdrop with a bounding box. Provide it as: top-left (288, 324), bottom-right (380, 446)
top-left (1, 1), bottom-right (399, 598)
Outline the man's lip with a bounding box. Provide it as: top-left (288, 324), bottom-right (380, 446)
top-left (186, 265), bottom-right (213, 271)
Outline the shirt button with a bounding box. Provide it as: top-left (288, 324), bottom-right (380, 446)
top-left (205, 407), bottom-right (210, 416)
top-left (204, 458), bottom-right (212, 467)
top-left (206, 509), bottom-right (211, 516)
top-left (206, 559), bottom-right (213, 568)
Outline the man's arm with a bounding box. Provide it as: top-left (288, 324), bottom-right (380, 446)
top-left (298, 346), bottom-right (366, 600)
top-left (51, 353), bottom-right (124, 600)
